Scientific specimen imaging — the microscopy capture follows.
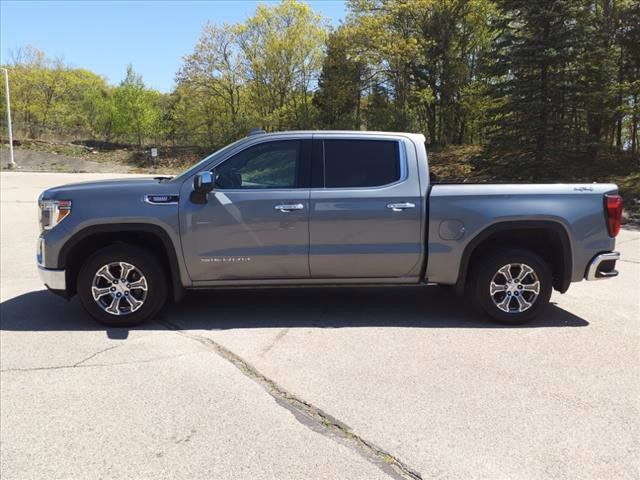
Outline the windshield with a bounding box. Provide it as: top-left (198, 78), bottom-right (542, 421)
top-left (171, 137), bottom-right (248, 184)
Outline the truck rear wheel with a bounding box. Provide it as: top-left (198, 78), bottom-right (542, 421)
top-left (468, 248), bottom-right (552, 325)
top-left (77, 245), bottom-right (167, 327)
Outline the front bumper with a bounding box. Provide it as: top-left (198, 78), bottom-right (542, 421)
top-left (37, 233), bottom-right (67, 294)
top-left (38, 266), bottom-right (66, 290)
top-left (585, 252), bottom-right (620, 281)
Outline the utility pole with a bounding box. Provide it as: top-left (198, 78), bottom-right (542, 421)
top-left (2, 68), bottom-right (16, 168)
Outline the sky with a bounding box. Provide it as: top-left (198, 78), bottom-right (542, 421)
top-left (0, 0), bottom-right (348, 92)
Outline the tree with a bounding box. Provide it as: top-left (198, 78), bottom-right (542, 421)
top-left (313, 29), bottom-right (366, 129)
top-left (113, 65), bottom-right (161, 147)
top-left (236, 0), bottom-right (327, 129)
top-left (345, 0), bottom-right (421, 132)
top-left (345, 0), bottom-right (494, 143)
top-left (2, 0), bottom-right (638, 158)
top-left (82, 86), bottom-right (117, 143)
top-left (615, 0), bottom-right (640, 153)
top-left (177, 22), bottom-right (247, 145)
top-left (485, 0), bottom-right (587, 160)
top-left (0, 46), bottom-right (111, 139)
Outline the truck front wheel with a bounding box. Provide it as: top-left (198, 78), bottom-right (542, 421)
top-left (468, 249), bottom-right (553, 325)
top-left (77, 245), bottom-right (168, 327)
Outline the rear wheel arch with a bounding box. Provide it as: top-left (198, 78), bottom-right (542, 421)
top-left (59, 223), bottom-right (185, 302)
top-left (455, 220), bottom-right (573, 294)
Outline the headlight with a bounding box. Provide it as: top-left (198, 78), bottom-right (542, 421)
top-left (39, 199), bottom-right (72, 231)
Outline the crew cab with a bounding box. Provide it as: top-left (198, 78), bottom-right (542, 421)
top-left (37, 130), bottom-right (623, 326)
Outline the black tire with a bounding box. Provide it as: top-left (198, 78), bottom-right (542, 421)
top-left (77, 244), bottom-right (168, 327)
top-left (467, 248), bottom-right (553, 325)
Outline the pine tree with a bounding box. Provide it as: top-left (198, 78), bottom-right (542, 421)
top-left (616, 0), bottom-right (640, 153)
top-left (486, 0), bottom-right (585, 160)
top-left (313, 30), bottom-right (366, 129)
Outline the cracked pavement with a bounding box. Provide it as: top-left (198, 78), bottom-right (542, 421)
top-left (1, 172), bottom-right (639, 479)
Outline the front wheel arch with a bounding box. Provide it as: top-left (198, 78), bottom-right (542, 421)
top-left (59, 224), bottom-right (185, 302)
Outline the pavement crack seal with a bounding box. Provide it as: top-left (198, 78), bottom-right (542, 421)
top-left (156, 318), bottom-right (423, 480)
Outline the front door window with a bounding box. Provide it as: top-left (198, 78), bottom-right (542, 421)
top-left (214, 141), bottom-right (300, 189)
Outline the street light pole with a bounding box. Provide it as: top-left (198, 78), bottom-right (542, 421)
top-left (2, 67), bottom-right (16, 168)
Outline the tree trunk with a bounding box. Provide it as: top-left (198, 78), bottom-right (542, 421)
top-left (355, 91), bottom-right (361, 130)
top-left (632, 93), bottom-right (638, 154)
top-left (537, 61), bottom-right (549, 162)
top-left (427, 103), bottom-right (437, 146)
top-left (616, 43), bottom-right (624, 151)
top-left (458, 118), bottom-right (465, 145)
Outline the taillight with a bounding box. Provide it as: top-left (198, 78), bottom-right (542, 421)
top-left (604, 194), bottom-right (623, 237)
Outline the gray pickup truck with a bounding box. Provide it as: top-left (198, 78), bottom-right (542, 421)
top-left (37, 130), bottom-right (623, 326)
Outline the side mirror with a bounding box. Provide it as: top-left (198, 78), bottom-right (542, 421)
top-left (191, 171), bottom-right (214, 204)
top-left (194, 171), bottom-right (214, 193)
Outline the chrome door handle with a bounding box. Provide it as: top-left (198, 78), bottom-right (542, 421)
top-left (387, 202), bottom-right (415, 212)
top-left (275, 203), bottom-right (304, 212)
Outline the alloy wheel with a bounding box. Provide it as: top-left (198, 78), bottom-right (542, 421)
top-left (489, 263), bottom-right (541, 313)
top-left (91, 262), bottom-right (148, 316)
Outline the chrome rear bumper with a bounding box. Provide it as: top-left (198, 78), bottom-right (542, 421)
top-left (585, 252), bottom-right (620, 281)
top-left (38, 266), bottom-right (66, 290)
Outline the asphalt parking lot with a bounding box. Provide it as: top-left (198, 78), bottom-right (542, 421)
top-left (1, 172), bottom-right (638, 479)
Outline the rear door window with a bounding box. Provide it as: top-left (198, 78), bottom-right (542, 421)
top-left (323, 139), bottom-right (400, 188)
